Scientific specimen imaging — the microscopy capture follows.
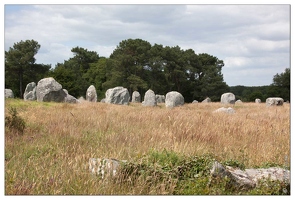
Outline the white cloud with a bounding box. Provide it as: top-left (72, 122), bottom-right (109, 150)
top-left (224, 57), bottom-right (250, 68)
top-left (4, 4), bottom-right (290, 86)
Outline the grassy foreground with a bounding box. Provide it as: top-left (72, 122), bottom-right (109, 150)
top-left (5, 99), bottom-right (290, 195)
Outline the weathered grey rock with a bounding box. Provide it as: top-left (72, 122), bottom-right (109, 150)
top-left (213, 107), bottom-right (235, 114)
top-left (24, 82), bottom-right (36, 101)
top-left (89, 158), bottom-right (126, 179)
top-left (202, 97), bottom-right (211, 103)
top-left (221, 92), bottom-right (236, 104)
top-left (100, 98), bottom-right (106, 103)
top-left (255, 98), bottom-right (261, 103)
top-left (63, 89), bottom-right (78, 103)
top-left (36, 77), bottom-right (67, 102)
top-left (165, 91), bottom-right (184, 108)
top-left (105, 86), bottom-right (130, 105)
top-left (132, 91), bottom-right (141, 103)
top-left (64, 94), bottom-right (78, 103)
top-left (86, 85), bottom-right (97, 102)
top-left (156, 94), bottom-right (165, 103)
top-left (192, 100), bottom-right (198, 104)
top-left (210, 161), bottom-right (256, 190)
top-left (266, 97), bottom-right (284, 106)
top-left (142, 89), bottom-right (157, 106)
top-left (5, 89), bottom-right (14, 98)
top-left (210, 161), bottom-right (290, 191)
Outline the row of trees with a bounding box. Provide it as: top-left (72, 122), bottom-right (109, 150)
top-left (50, 39), bottom-right (229, 102)
top-left (5, 39), bottom-right (290, 102)
top-left (230, 68), bottom-right (290, 102)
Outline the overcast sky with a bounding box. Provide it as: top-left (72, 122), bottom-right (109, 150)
top-left (4, 2), bottom-right (291, 86)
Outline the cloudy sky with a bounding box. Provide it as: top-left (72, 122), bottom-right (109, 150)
top-left (4, 2), bottom-right (291, 86)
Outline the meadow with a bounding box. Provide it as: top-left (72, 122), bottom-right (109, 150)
top-left (4, 99), bottom-right (290, 195)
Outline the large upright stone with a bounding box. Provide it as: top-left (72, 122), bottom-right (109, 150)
top-left (131, 91), bottom-right (141, 103)
top-left (221, 92), bottom-right (236, 104)
top-left (5, 89), bottom-right (14, 98)
top-left (36, 77), bottom-right (67, 102)
top-left (86, 85), bottom-right (97, 102)
top-left (266, 97), bottom-right (284, 106)
top-left (142, 89), bottom-right (157, 106)
top-left (105, 86), bottom-right (130, 105)
top-left (165, 91), bottom-right (184, 108)
top-left (24, 82), bottom-right (37, 101)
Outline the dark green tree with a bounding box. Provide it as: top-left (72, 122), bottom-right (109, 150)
top-left (272, 68), bottom-right (290, 88)
top-left (271, 68), bottom-right (290, 101)
top-left (145, 44), bottom-right (169, 95)
top-left (83, 58), bottom-right (108, 100)
top-left (192, 53), bottom-right (229, 101)
top-left (108, 39), bottom-right (151, 94)
top-left (5, 40), bottom-right (51, 98)
top-left (248, 90), bottom-right (264, 102)
top-left (51, 47), bottom-right (99, 98)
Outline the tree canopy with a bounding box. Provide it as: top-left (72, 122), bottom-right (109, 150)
top-left (271, 68), bottom-right (290, 101)
top-left (5, 38), bottom-right (289, 102)
top-left (5, 39), bottom-right (51, 98)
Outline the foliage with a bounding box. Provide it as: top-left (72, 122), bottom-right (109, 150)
top-left (229, 68), bottom-right (290, 102)
top-left (271, 68), bottom-right (290, 101)
top-left (120, 151), bottom-right (215, 194)
top-left (50, 47), bottom-right (99, 98)
top-left (50, 38), bottom-right (229, 102)
top-left (5, 107), bottom-right (26, 136)
top-left (5, 40), bottom-right (51, 98)
top-left (5, 39), bottom-right (288, 102)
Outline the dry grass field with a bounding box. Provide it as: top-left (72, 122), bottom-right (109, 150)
top-left (4, 99), bottom-right (290, 195)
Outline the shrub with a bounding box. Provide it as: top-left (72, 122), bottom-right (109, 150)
top-left (5, 107), bottom-right (26, 136)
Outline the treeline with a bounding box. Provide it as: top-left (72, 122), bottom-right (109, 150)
top-left (230, 85), bottom-right (288, 102)
top-left (5, 39), bottom-right (290, 102)
top-left (230, 68), bottom-right (290, 102)
top-left (49, 38), bottom-right (229, 102)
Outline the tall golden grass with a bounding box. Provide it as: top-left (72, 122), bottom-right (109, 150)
top-left (5, 99), bottom-right (290, 194)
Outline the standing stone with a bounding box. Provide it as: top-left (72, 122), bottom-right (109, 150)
top-left (165, 91), bottom-right (184, 108)
top-left (24, 82), bottom-right (37, 101)
top-left (255, 98), bottom-right (261, 103)
top-left (266, 97), bottom-right (284, 106)
top-left (202, 97), bottom-right (211, 103)
top-left (132, 91), bottom-right (141, 103)
top-left (156, 94), bottom-right (165, 103)
top-left (142, 89), bottom-right (157, 106)
top-left (64, 91), bottom-right (78, 103)
top-left (221, 92), bottom-right (236, 104)
top-left (105, 86), bottom-right (130, 105)
top-left (86, 85), bottom-right (97, 102)
top-left (192, 100), bottom-right (198, 104)
top-left (36, 77), bottom-right (67, 102)
top-left (5, 89), bottom-right (14, 98)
